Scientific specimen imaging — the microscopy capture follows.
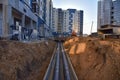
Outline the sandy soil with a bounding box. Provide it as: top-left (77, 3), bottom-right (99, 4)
top-left (64, 37), bottom-right (120, 80)
top-left (0, 40), bottom-right (56, 80)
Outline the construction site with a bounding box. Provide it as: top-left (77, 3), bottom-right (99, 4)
top-left (0, 36), bottom-right (120, 80)
top-left (0, 0), bottom-right (120, 80)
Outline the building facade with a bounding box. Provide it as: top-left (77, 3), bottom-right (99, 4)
top-left (113, 0), bottom-right (120, 25)
top-left (52, 8), bottom-right (84, 36)
top-left (57, 8), bottom-right (63, 34)
top-left (52, 8), bottom-right (59, 33)
top-left (97, 0), bottom-right (120, 29)
top-left (38, 0), bottom-right (53, 38)
top-left (79, 11), bottom-right (84, 35)
top-left (0, 0), bottom-right (83, 39)
top-left (52, 8), bottom-right (64, 36)
top-left (0, 0), bottom-right (38, 40)
top-left (44, 0), bottom-right (53, 27)
top-left (63, 9), bottom-right (83, 35)
top-left (0, 0), bottom-right (53, 40)
top-left (97, 0), bottom-right (120, 35)
top-left (97, 0), bottom-right (112, 29)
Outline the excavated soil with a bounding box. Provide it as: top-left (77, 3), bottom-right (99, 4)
top-left (64, 37), bottom-right (120, 80)
top-left (0, 40), bottom-right (56, 80)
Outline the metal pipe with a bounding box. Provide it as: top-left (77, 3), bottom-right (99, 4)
top-left (43, 44), bottom-right (58, 80)
top-left (54, 43), bottom-right (60, 80)
top-left (61, 44), bottom-right (71, 80)
top-left (44, 42), bottom-right (78, 80)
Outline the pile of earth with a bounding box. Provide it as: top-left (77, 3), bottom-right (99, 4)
top-left (0, 40), bottom-right (56, 80)
top-left (64, 37), bottom-right (120, 80)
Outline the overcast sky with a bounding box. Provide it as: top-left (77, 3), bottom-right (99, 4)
top-left (52, 0), bottom-right (98, 34)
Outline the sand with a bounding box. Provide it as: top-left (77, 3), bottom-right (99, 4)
top-left (0, 40), bottom-right (56, 80)
top-left (64, 37), bottom-right (120, 80)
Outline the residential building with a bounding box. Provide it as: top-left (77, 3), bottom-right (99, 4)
top-left (52, 8), bottom-right (84, 36)
top-left (0, 0), bottom-right (54, 40)
top-left (57, 8), bottom-right (63, 34)
top-left (52, 8), bottom-right (58, 33)
top-left (63, 9), bottom-right (83, 35)
top-left (38, 0), bottom-right (53, 38)
top-left (79, 11), bottom-right (84, 35)
top-left (45, 0), bottom-right (53, 27)
top-left (97, 0), bottom-right (120, 35)
top-left (113, 0), bottom-right (120, 25)
top-left (0, 0), bottom-right (38, 40)
top-left (62, 10), bottom-right (67, 34)
top-left (52, 8), bottom-right (63, 36)
top-left (97, 0), bottom-right (112, 29)
top-left (31, 0), bottom-right (40, 15)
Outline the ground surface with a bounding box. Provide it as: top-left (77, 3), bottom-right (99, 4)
top-left (0, 40), bottom-right (56, 80)
top-left (64, 37), bottom-right (120, 80)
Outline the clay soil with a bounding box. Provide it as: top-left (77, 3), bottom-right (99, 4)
top-left (0, 40), bottom-right (56, 80)
top-left (64, 37), bottom-right (120, 80)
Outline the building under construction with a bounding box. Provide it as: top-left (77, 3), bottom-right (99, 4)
top-left (0, 0), bottom-right (38, 40)
top-left (0, 0), bottom-right (53, 40)
top-left (97, 0), bottom-right (120, 38)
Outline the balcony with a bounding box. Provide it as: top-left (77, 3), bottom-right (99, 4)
top-left (32, 0), bottom-right (39, 6)
top-left (31, 1), bottom-right (39, 14)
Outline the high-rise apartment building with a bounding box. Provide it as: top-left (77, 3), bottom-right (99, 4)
top-left (57, 9), bottom-right (63, 34)
top-left (44, 0), bottom-right (53, 27)
top-left (52, 8), bottom-right (63, 36)
top-left (0, 0), bottom-right (38, 39)
top-left (113, 0), bottom-right (120, 25)
top-left (37, 0), bottom-right (53, 38)
top-left (97, 0), bottom-right (120, 35)
top-left (78, 11), bottom-right (84, 35)
top-left (97, 0), bottom-right (120, 28)
top-left (62, 10), bottom-right (68, 35)
top-left (52, 8), bottom-right (84, 36)
top-left (63, 9), bottom-right (83, 35)
top-left (52, 8), bottom-right (58, 33)
top-left (97, 0), bottom-right (112, 29)
top-left (0, 0), bottom-right (53, 40)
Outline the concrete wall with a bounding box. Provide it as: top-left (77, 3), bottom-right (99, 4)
top-left (113, 27), bottom-right (120, 34)
top-left (0, 0), bottom-right (53, 39)
top-left (0, 0), bottom-right (38, 38)
top-left (9, 0), bottom-right (37, 22)
top-left (0, 0), bottom-right (8, 5)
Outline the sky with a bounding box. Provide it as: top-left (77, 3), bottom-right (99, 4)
top-left (52, 0), bottom-right (98, 34)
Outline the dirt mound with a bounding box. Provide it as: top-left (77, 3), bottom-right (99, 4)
top-left (64, 37), bottom-right (120, 80)
top-left (0, 40), bottom-right (56, 80)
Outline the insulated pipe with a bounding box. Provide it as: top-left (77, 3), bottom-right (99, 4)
top-left (61, 44), bottom-right (71, 80)
top-left (54, 43), bottom-right (60, 80)
top-left (43, 43), bottom-right (58, 80)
